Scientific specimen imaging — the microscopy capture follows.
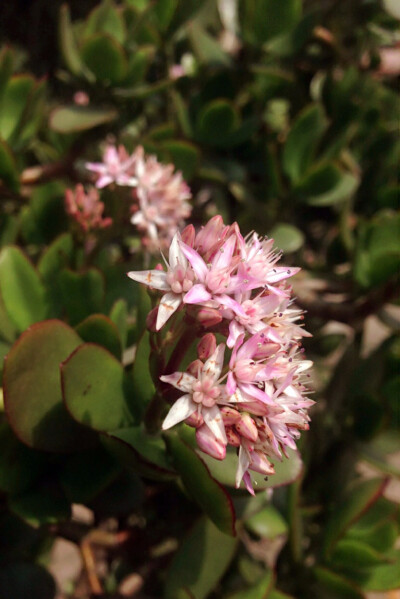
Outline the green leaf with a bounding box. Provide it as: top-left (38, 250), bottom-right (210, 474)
top-left (0, 247), bottom-right (48, 332)
top-left (165, 516), bottom-right (238, 599)
top-left (59, 268), bottom-right (104, 325)
top-left (0, 139), bottom-right (19, 192)
top-left (4, 320), bottom-right (95, 452)
top-left (282, 104), bottom-right (327, 183)
top-left (323, 478), bottom-right (387, 556)
top-left (348, 520), bottom-right (398, 554)
top-left (38, 231), bottom-right (73, 280)
top-left (0, 46), bottom-right (14, 98)
top-left (153, 0), bottom-right (178, 30)
top-left (0, 563), bottom-right (56, 599)
top-left (109, 299), bottom-right (128, 350)
top-left (10, 481), bottom-right (71, 527)
top-left (81, 34), bottom-right (128, 84)
top-left (240, 0), bottom-right (302, 44)
top-left (19, 181), bottom-right (67, 245)
top-left (198, 446), bottom-right (302, 492)
top-left (269, 223), bottom-right (304, 253)
top-left (106, 426), bottom-right (176, 479)
top-left (0, 290), bottom-right (17, 344)
top-left (85, 1), bottom-right (126, 44)
top-left (227, 571), bottom-right (274, 599)
top-left (61, 342), bottom-right (136, 431)
top-left (314, 567), bottom-right (364, 599)
top-left (124, 46), bottom-right (155, 86)
top-left (76, 314), bottom-right (122, 359)
top-left (357, 549), bottom-right (400, 591)
top-left (245, 505), bottom-right (288, 539)
top-left (187, 22), bottom-right (231, 67)
top-left (161, 140), bottom-right (200, 180)
top-left (59, 4), bottom-right (90, 78)
top-left (331, 539), bottom-right (385, 570)
top-left (59, 446), bottom-right (121, 503)
top-left (295, 163), bottom-right (359, 206)
top-left (49, 105), bottom-right (117, 133)
top-left (132, 330), bottom-right (156, 416)
top-left (0, 422), bottom-right (47, 494)
top-left (167, 434), bottom-right (236, 536)
top-left (0, 75), bottom-right (35, 141)
top-left (196, 100), bottom-right (240, 146)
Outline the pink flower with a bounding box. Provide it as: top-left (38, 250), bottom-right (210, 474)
top-left (86, 145), bottom-right (138, 188)
top-left (160, 344), bottom-right (227, 445)
top-left (64, 184), bottom-right (112, 232)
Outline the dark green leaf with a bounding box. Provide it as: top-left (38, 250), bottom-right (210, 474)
top-left (187, 22), bottom-right (231, 67)
top-left (49, 105), bottom-right (117, 133)
top-left (167, 434), bottom-right (236, 536)
top-left (196, 100), bottom-right (239, 146)
top-left (165, 516), bottom-right (238, 599)
top-left (331, 539), bottom-right (385, 570)
top-left (161, 140), bottom-right (200, 180)
top-left (109, 299), bottom-right (128, 350)
top-left (269, 223), bottom-right (304, 253)
top-left (81, 34), bottom-right (128, 83)
top-left (240, 0), bottom-right (302, 44)
top-left (76, 314), bottom-right (122, 359)
top-left (0, 139), bottom-right (19, 192)
top-left (0, 247), bottom-right (47, 332)
top-left (10, 481), bottom-right (71, 526)
top-left (132, 330), bottom-right (156, 416)
top-left (85, 1), bottom-right (126, 44)
top-left (0, 75), bottom-right (35, 141)
top-left (245, 505), bottom-right (288, 539)
top-left (59, 4), bottom-right (90, 78)
top-left (314, 567), bottom-right (364, 599)
top-left (61, 342), bottom-right (136, 431)
top-left (357, 549), bottom-right (400, 591)
top-left (227, 571), bottom-right (274, 599)
top-left (4, 320), bottom-right (95, 452)
top-left (0, 563), bottom-right (56, 599)
top-left (59, 268), bottom-right (104, 325)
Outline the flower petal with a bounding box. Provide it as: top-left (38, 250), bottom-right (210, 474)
top-left (227, 319), bottom-right (244, 348)
top-left (162, 395), bottom-right (196, 430)
top-left (235, 445), bottom-right (250, 489)
top-left (160, 371), bottom-right (196, 393)
top-left (226, 371), bottom-right (237, 396)
top-left (127, 270), bottom-right (169, 290)
top-left (267, 266), bottom-right (300, 283)
top-left (183, 284), bottom-right (212, 304)
top-left (203, 405), bottom-right (227, 444)
top-left (212, 234), bottom-right (237, 269)
top-left (203, 343), bottom-right (225, 380)
top-left (239, 382), bottom-right (275, 405)
top-left (156, 292), bottom-right (182, 329)
top-left (168, 233), bottom-right (187, 269)
top-left (179, 241), bottom-right (208, 281)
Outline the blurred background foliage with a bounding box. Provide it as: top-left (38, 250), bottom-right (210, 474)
top-left (0, 0), bottom-right (399, 598)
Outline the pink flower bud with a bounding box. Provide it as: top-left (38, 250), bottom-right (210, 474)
top-left (226, 426), bottom-right (241, 447)
top-left (236, 413), bottom-right (258, 443)
top-left (196, 307), bottom-right (223, 328)
top-left (220, 406), bottom-right (241, 426)
top-left (185, 411), bottom-right (204, 428)
top-left (181, 224), bottom-right (195, 247)
top-left (187, 359), bottom-right (203, 376)
top-left (249, 451), bottom-right (275, 476)
top-left (197, 333), bottom-right (217, 361)
top-left (146, 306), bottom-right (159, 332)
top-left (155, 263), bottom-right (164, 271)
top-left (196, 425), bottom-right (226, 460)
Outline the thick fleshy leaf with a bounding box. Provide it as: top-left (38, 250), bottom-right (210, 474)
top-left (0, 422), bottom-right (47, 495)
top-left (19, 181), bottom-right (67, 246)
top-left (0, 75), bottom-right (35, 141)
top-left (10, 481), bottom-right (71, 526)
top-left (76, 314), bottom-right (122, 359)
top-left (38, 233), bottom-right (73, 281)
top-left (269, 223), bottom-right (304, 253)
top-left (198, 446), bottom-right (302, 491)
top-left (196, 100), bottom-right (240, 146)
top-left (106, 426), bottom-right (176, 479)
top-left (59, 4), bottom-right (89, 77)
top-left (165, 516), bottom-right (238, 599)
top-left (153, 0), bottom-right (178, 30)
top-left (348, 520), bottom-right (397, 554)
top-left (0, 290), bottom-right (17, 344)
top-left (227, 571), bottom-right (274, 599)
top-left (355, 549), bottom-right (400, 591)
top-left (241, 0), bottom-right (302, 44)
top-left (109, 299), bottom-right (128, 350)
top-left (85, 1), bottom-right (126, 43)
top-left (314, 567), bottom-right (364, 599)
top-left (4, 320), bottom-right (94, 452)
top-left (323, 478), bottom-right (387, 556)
top-left (245, 505), bottom-right (288, 539)
top-left (58, 268), bottom-right (104, 325)
top-left (331, 538), bottom-right (386, 570)
top-left (161, 140), bottom-right (200, 180)
top-left (167, 434), bottom-right (236, 536)
top-left (61, 343), bottom-right (136, 431)
top-left (132, 330), bottom-right (156, 416)
top-left (124, 46), bottom-right (155, 86)
top-left (49, 105), bottom-right (117, 133)
top-left (187, 22), bottom-right (231, 67)
top-left (81, 34), bottom-right (128, 83)
top-left (0, 563), bottom-right (56, 599)
top-left (0, 247), bottom-right (47, 332)
top-left (59, 446), bottom-right (121, 504)
top-left (0, 139), bottom-right (19, 192)
top-left (294, 162), bottom-right (359, 206)
top-left (282, 104), bottom-right (327, 183)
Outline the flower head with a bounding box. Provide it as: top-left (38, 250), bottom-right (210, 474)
top-left (86, 145), bottom-right (138, 189)
top-left (65, 184), bottom-right (112, 233)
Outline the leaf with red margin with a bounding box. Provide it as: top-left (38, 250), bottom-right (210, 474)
top-left (166, 434), bottom-right (236, 537)
top-left (323, 477), bottom-right (388, 557)
top-left (3, 320), bottom-right (96, 452)
top-left (61, 343), bottom-right (137, 432)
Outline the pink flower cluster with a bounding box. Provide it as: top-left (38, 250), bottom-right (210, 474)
top-left (65, 184), bottom-right (112, 233)
top-left (86, 145), bottom-right (192, 251)
top-left (128, 216), bottom-right (313, 494)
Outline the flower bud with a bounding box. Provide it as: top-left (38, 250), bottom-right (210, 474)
top-left (226, 426), bottom-right (241, 447)
top-left (187, 359), bottom-right (203, 376)
top-left (220, 405), bottom-right (241, 426)
top-left (185, 411), bottom-right (204, 428)
top-left (196, 425), bottom-right (226, 460)
top-left (195, 215), bottom-right (225, 254)
top-left (181, 224), bottom-right (195, 247)
top-left (155, 263), bottom-right (164, 271)
top-left (146, 306), bottom-right (159, 332)
top-left (249, 451), bottom-right (275, 476)
top-left (197, 333), bottom-right (217, 361)
top-left (236, 413), bottom-right (258, 443)
top-left (196, 307), bottom-right (222, 328)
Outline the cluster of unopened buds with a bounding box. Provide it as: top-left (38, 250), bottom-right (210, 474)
top-left (128, 216), bottom-right (313, 494)
top-left (64, 183), bottom-right (112, 233)
top-left (85, 144), bottom-right (192, 251)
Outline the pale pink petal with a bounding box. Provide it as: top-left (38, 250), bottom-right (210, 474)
top-left (239, 382), bottom-right (275, 405)
top-left (85, 162), bottom-right (106, 174)
top-left (265, 284), bottom-right (290, 298)
top-left (179, 242), bottom-right (208, 281)
top-left (203, 405), bottom-right (227, 444)
top-left (95, 175), bottom-right (114, 189)
top-left (168, 233), bottom-right (187, 269)
top-left (217, 294), bottom-right (247, 318)
top-left (212, 234), bottom-right (237, 269)
top-left (227, 319), bottom-right (244, 348)
top-left (156, 292), bottom-right (182, 329)
top-left (235, 445), bottom-right (250, 488)
top-left (226, 371), bottom-right (237, 395)
top-left (196, 425), bottom-right (226, 460)
top-left (183, 284), bottom-right (212, 304)
top-left (162, 395), bottom-right (196, 430)
top-left (242, 471), bottom-right (255, 495)
top-left (160, 371), bottom-right (196, 393)
top-left (127, 270), bottom-right (169, 290)
top-left (267, 266), bottom-right (300, 283)
top-left (203, 343), bottom-right (225, 380)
